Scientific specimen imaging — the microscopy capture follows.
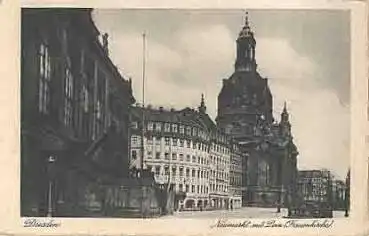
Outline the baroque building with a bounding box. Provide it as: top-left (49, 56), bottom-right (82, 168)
top-left (216, 13), bottom-right (299, 209)
top-left (21, 9), bottom-right (135, 217)
top-left (129, 96), bottom-right (244, 211)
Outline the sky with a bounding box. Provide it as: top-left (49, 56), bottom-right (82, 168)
top-left (92, 9), bottom-right (350, 180)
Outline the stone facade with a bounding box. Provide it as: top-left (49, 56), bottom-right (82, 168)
top-left (21, 9), bottom-right (135, 217)
top-left (216, 13), bottom-right (299, 208)
top-left (129, 98), bottom-right (244, 210)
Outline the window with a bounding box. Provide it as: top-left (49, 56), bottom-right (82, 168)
top-left (172, 153), bottom-right (177, 160)
top-left (164, 152), bottom-right (170, 160)
top-left (64, 67), bottom-right (74, 127)
top-left (186, 168), bottom-right (190, 177)
top-left (131, 150), bottom-right (137, 160)
top-left (179, 154), bottom-right (184, 161)
top-left (147, 151), bottom-right (152, 159)
top-left (155, 122), bottom-right (162, 132)
top-left (179, 167), bottom-right (183, 177)
top-left (192, 156), bottom-right (196, 162)
top-left (185, 185), bottom-right (189, 192)
top-left (179, 125), bottom-right (184, 134)
top-left (193, 127), bottom-right (197, 136)
top-left (173, 138), bottom-right (177, 146)
top-left (179, 139), bottom-right (184, 147)
top-left (179, 184), bottom-right (183, 191)
top-left (186, 140), bottom-right (191, 148)
top-left (172, 124), bottom-right (178, 133)
top-left (186, 155), bottom-right (190, 162)
top-left (192, 169), bottom-right (195, 177)
top-left (197, 185), bottom-right (199, 193)
top-left (165, 137), bottom-right (170, 146)
top-left (193, 142), bottom-right (197, 150)
top-left (186, 126), bottom-right (192, 135)
top-left (131, 136), bottom-right (138, 145)
top-left (192, 185), bottom-right (195, 193)
top-left (155, 166), bottom-right (161, 175)
top-left (147, 165), bottom-right (152, 172)
top-left (148, 122), bottom-right (154, 131)
top-left (155, 137), bottom-right (161, 146)
top-left (164, 123), bottom-right (171, 132)
top-left (131, 121), bottom-right (138, 129)
top-left (147, 136), bottom-right (153, 144)
top-left (81, 84), bottom-right (89, 113)
top-left (38, 42), bottom-right (51, 114)
top-left (164, 166), bottom-right (169, 176)
top-left (155, 152), bottom-right (161, 159)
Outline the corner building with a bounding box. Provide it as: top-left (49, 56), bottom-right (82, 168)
top-left (216, 14), bottom-right (299, 208)
top-left (130, 98), bottom-right (244, 210)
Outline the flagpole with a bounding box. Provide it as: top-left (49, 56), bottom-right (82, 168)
top-left (140, 32), bottom-right (147, 218)
top-left (141, 32), bottom-right (146, 172)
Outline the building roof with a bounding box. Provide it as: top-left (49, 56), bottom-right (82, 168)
top-left (131, 105), bottom-right (235, 145)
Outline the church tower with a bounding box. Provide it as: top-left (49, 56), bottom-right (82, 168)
top-left (235, 12), bottom-right (257, 72)
top-left (217, 11), bottom-right (273, 140)
top-left (280, 102), bottom-right (292, 137)
top-left (216, 11), bottom-right (298, 208)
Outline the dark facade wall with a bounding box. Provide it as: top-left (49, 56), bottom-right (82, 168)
top-left (21, 9), bottom-right (134, 217)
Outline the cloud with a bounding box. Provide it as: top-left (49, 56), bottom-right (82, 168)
top-left (257, 38), bottom-right (318, 90)
top-left (92, 10), bottom-right (349, 180)
top-left (256, 37), bottom-right (349, 179)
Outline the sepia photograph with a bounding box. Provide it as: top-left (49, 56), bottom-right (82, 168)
top-left (20, 7), bottom-right (355, 221)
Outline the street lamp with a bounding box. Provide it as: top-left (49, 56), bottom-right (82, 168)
top-left (47, 155), bottom-right (56, 217)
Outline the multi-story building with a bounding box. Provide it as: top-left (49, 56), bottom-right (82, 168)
top-left (228, 141), bottom-right (244, 209)
top-left (216, 13), bottom-right (299, 208)
top-left (296, 170), bottom-right (333, 209)
top-left (293, 170), bottom-right (334, 217)
top-left (21, 8), bottom-right (135, 217)
top-left (129, 96), bottom-right (243, 210)
top-left (332, 179), bottom-right (346, 210)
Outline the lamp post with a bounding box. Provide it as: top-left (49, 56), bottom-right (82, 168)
top-left (47, 155), bottom-right (56, 217)
top-left (344, 169), bottom-right (350, 217)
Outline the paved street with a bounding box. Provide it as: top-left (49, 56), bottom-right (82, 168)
top-left (162, 207), bottom-right (348, 219)
top-left (163, 207), bottom-right (288, 219)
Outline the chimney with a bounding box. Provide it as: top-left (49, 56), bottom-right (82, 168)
top-left (170, 108), bottom-right (175, 112)
top-left (159, 106), bottom-right (164, 112)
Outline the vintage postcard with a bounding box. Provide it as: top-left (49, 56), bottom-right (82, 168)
top-left (0, 0), bottom-right (368, 235)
